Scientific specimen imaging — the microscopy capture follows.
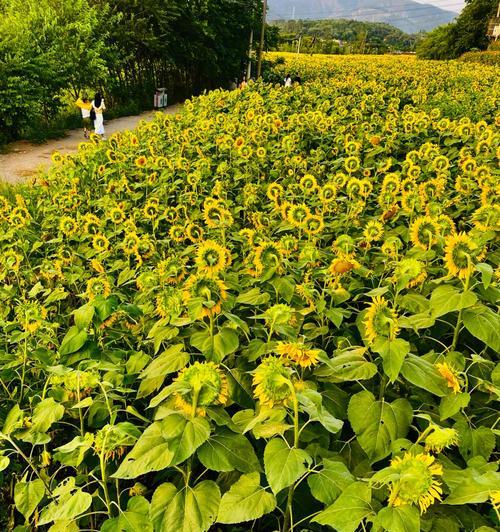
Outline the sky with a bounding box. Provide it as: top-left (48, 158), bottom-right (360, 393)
top-left (413, 0), bottom-right (465, 13)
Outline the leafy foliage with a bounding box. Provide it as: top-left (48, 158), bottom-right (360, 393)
top-left (0, 53), bottom-right (498, 530)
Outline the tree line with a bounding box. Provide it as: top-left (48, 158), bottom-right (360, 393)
top-left (0, 0), bottom-right (264, 144)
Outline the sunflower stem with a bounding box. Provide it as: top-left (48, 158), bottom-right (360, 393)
top-left (451, 259), bottom-right (471, 352)
top-left (283, 382), bottom-right (300, 532)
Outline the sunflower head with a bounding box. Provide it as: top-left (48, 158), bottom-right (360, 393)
top-left (253, 241), bottom-right (283, 274)
top-left (92, 234), bottom-right (110, 253)
top-left (157, 256), bottom-right (187, 285)
top-left (86, 277), bottom-right (111, 301)
top-left (444, 232), bottom-right (482, 280)
top-left (15, 301), bottom-right (48, 333)
top-left (393, 258), bottom-right (427, 289)
top-left (435, 362), bottom-right (461, 394)
top-left (287, 204), bottom-right (311, 228)
top-left (364, 296), bottom-right (399, 344)
top-left (472, 204), bottom-right (500, 232)
top-left (266, 183), bottom-right (284, 203)
top-left (174, 362), bottom-right (229, 417)
top-left (276, 342), bottom-right (320, 368)
top-left (183, 274), bottom-right (228, 319)
top-left (363, 220), bottom-right (384, 243)
top-left (195, 240), bottom-right (228, 276)
top-left (329, 253), bottom-right (360, 277)
top-left (304, 214), bottom-right (324, 236)
top-left (263, 304), bottom-right (295, 328)
top-left (299, 174), bottom-right (318, 194)
top-left (424, 425), bottom-right (459, 453)
top-left (253, 357), bottom-right (293, 408)
top-left (59, 216), bottom-right (79, 237)
top-left (169, 224), bottom-right (186, 243)
top-left (156, 287), bottom-right (183, 320)
top-left (387, 453), bottom-right (443, 513)
top-left (410, 216), bottom-right (439, 250)
top-left (345, 156), bottom-right (360, 174)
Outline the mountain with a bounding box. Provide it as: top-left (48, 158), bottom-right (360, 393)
top-left (268, 0), bottom-right (459, 34)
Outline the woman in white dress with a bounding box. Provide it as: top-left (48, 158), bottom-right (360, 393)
top-left (92, 92), bottom-right (106, 139)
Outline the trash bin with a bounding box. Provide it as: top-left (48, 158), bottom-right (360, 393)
top-left (154, 88), bottom-right (168, 109)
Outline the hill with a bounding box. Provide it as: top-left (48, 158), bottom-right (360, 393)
top-left (268, 0), bottom-right (458, 33)
top-left (274, 19), bottom-right (419, 53)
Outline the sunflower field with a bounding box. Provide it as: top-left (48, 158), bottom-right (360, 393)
top-left (0, 54), bottom-right (499, 532)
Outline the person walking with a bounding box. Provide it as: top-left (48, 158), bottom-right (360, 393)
top-left (92, 92), bottom-right (106, 139)
top-left (75, 96), bottom-right (92, 138)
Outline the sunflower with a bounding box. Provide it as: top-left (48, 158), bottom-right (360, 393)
top-left (319, 183), bottom-right (337, 204)
top-left (182, 274), bottom-right (228, 319)
top-left (276, 342), bottom-right (320, 368)
top-left (328, 253), bottom-right (360, 277)
top-left (287, 204), bottom-right (311, 228)
top-left (122, 232), bottom-right (140, 255)
top-left (252, 357), bottom-right (293, 408)
top-left (363, 220), bottom-right (384, 243)
top-left (432, 155), bottom-right (450, 173)
top-left (344, 155), bottom-right (360, 174)
top-left (164, 207), bottom-right (178, 224)
top-left (135, 156), bottom-right (147, 168)
top-left (410, 216), bottom-right (439, 250)
top-left (253, 241), bottom-right (283, 274)
top-left (471, 204), bottom-right (500, 232)
top-left (155, 287), bottom-right (183, 319)
top-left (92, 234), bottom-right (110, 253)
top-left (195, 240), bottom-right (228, 276)
top-left (393, 258), bottom-right (427, 288)
top-left (90, 259), bottom-right (105, 274)
top-left (109, 206), bottom-right (126, 224)
top-left (407, 164), bottom-right (421, 180)
top-left (169, 224), bottom-right (185, 243)
top-left (491, 491), bottom-right (500, 520)
top-left (3, 250), bottom-right (23, 273)
top-left (444, 233), bottom-right (482, 280)
top-left (424, 425), bottom-right (459, 453)
top-left (174, 362), bottom-right (229, 417)
top-left (435, 362), bottom-right (461, 394)
top-left (382, 173), bottom-right (400, 195)
top-left (381, 236), bottom-right (403, 257)
top-left (143, 200), bottom-right (159, 220)
top-left (387, 453), bottom-right (443, 514)
top-left (203, 202), bottom-right (232, 228)
top-left (59, 216), bottom-right (79, 237)
top-left (266, 183), bottom-right (284, 202)
top-left (15, 301), bottom-right (48, 333)
top-left (299, 174), bottom-right (318, 194)
top-left (86, 277), bottom-right (111, 301)
top-left (333, 234), bottom-right (356, 255)
top-left (186, 222), bottom-right (204, 243)
top-left (82, 214), bottom-right (101, 235)
top-left (304, 214), bottom-right (324, 236)
top-left (364, 296), bottom-right (399, 344)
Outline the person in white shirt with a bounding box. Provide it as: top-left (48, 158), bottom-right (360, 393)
top-left (91, 92), bottom-right (106, 139)
top-left (284, 74), bottom-right (292, 87)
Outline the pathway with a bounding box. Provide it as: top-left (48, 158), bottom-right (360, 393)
top-left (0, 104), bottom-right (181, 184)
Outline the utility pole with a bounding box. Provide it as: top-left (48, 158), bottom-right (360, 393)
top-left (257, 0), bottom-right (267, 79)
top-left (297, 34), bottom-right (302, 54)
top-left (247, 29), bottom-right (253, 80)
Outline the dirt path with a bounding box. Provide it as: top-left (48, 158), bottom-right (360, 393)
top-left (0, 104), bottom-right (181, 185)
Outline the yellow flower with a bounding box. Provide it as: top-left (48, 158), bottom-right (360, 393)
top-left (253, 357), bottom-right (293, 408)
top-left (435, 362), bottom-right (461, 394)
top-left (393, 258), bottom-right (427, 288)
top-left (182, 274), bottom-right (228, 319)
top-left (424, 425), bottom-right (459, 453)
top-left (122, 232), bottom-right (140, 255)
top-left (304, 214), bottom-right (324, 236)
top-left (471, 204), bottom-right (500, 232)
top-left (195, 240), bottom-right (228, 276)
top-left (409, 216), bottom-right (439, 250)
top-left (387, 453), bottom-right (443, 514)
top-left (15, 301), bottom-right (48, 333)
top-left (86, 277), bottom-right (111, 301)
top-left (169, 224), bottom-right (185, 243)
top-left (299, 174), bottom-right (318, 193)
top-left (109, 206), bottom-right (126, 224)
top-left (276, 342), bottom-right (320, 368)
top-left (444, 233), bottom-right (481, 280)
top-left (135, 156), bottom-right (148, 168)
top-left (490, 491), bottom-right (500, 520)
top-left (59, 216), bottom-right (79, 237)
top-left (267, 183), bottom-right (284, 202)
top-left (328, 253), bottom-right (359, 276)
top-left (363, 220), bottom-right (384, 243)
top-left (287, 204), bottom-right (310, 228)
top-left (92, 234), bottom-right (110, 253)
top-left (253, 241), bottom-right (283, 274)
top-left (174, 362), bottom-right (229, 417)
top-left (364, 296), bottom-right (399, 344)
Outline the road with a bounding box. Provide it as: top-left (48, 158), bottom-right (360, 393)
top-left (0, 104), bottom-right (181, 184)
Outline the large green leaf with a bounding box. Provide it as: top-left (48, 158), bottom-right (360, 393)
top-left (297, 389), bottom-right (343, 434)
top-left (101, 496), bottom-right (152, 532)
top-left (112, 415), bottom-right (210, 479)
top-left (38, 488), bottom-right (92, 526)
top-left (312, 481), bottom-right (373, 532)
top-left (429, 286), bottom-right (477, 318)
top-left (154, 481), bottom-right (220, 532)
top-left (348, 391), bottom-right (412, 462)
top-left (456, 423), bottom-right (496, 461)
top-left (59, 326), bottom-right (88, 356)
top-left (197, 429), bottom-right (261, 473)
top-left (217, 472), bottom-right (276, 524)
top-left (439, 392), bottom-right (470, 421)
top-left (372, 338), bottom-right (410, 383)
top-left (53, 434), bottom-right (94, 467)
top-left (150, 483), bottom-right (178, 530)
top-left (463, 305), bottom-right (500, 352)
top-left (375, 505), bottom-right (420, 532)
top-left (14, 479), bottom-right (45, 522)
top-left (19, 398), bottom-right (65, 445)
top-left (138, 344), bottom-right (189, 398)
top-left (192, 328), bottom-right (239, 363)
top-left (400, 355), bottom-right (448, 397)
top-left (315, 347), bottom-right (377, 383)
top-left (264, 438), bottom-right (312, 495)
top-left (73, 303), bottom-right (95, 330)
top-left (307, 459), bottom-right (355, 505)
top-left (445, 471), bottom-right (500, 505)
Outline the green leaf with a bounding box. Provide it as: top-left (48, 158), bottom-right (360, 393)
top-left (59, 326), bottom-right (88, 356)
top-left (53, 434), bottom-right (94, 467)
top-left (73, 303), bottom-right (94, 330)
top-left (348, 391), bottom-right (412, 462)
top-left (400, 355), bottom-right (448, 397)
top-left (315, 347), bottom-right (377, 383)
top-left (456, 423), bottom-right (495, 461)
top-left (3, 404), bottom-right (23, 435)
top-left (20, 398), bottom-right (64, 445)
top-left (307, 459), bottom-right (355, 505)
top-left (430, 286), bottom-right (477, 318)
top-left (439, 392), bottom-right (470, 421)
top-left (476, 263), bottom-right (493, 289)
top-left (375, 505), bottom-right (420, 532)
top-left (217, 472), bottom-right (276, 524)
top-left (138, 344), bottom-right (189, 398)
top-left (236, 288), bottom-right (270, 305)
top-left (312, 481), bottom-right (372, 532)
top-left (264, 438), bottom-right (312, 495)
top-left (297, 389), bottom-right (343, 434)
top-left (112, 415), bottom-right (210, 479)
top-left (445, 471), bottom-right (500, 505)
top-left (39, 489), bottom-right (92, 526)
top-left (197, 328), bottom-right (239, 363)
top-left (463, 305), bottom-right (500, 352)
top-left (0, 454), bottom-right (10, 471)
top-left (150, 483), bottom-right (178, 530)
top-left (101, 496), bottom-right (152, 532)
top-left (154, 481), bottom-right (220, 532)
top-left (372, 338), bottom-right (410, 383)
top-left (197, 429), bottom-right (261, 473)
top-left (14, 479), bottom-right (45, 522)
